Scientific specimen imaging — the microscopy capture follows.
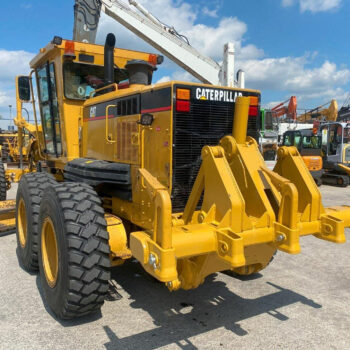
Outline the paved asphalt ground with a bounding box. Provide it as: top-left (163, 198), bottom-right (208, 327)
top-left (0, 183), bottom-right (349, 350)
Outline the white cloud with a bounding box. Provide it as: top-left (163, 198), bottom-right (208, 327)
top-left (282, 0), bottom-right (342, 13)
top-left (0, 50), bottom-right (34, 82)
top-left (96, 0), bottom-right (263, 61)
top-left (0, 90), bottom-right (12, 105)
top-left (300, 0), bottom-right (341, 12)
top-left (282, 0), bottom-right (295, 6)
top-left (96, 0), bottom-right (349, 107)
top-left (0, 49), bottom-right (34, 128)
top-left (202, 6), bottom-right (218, 18)
top-left (156, 76), bottom-right (171, 84)
top-left (238, 54), bottom-right (350, 105)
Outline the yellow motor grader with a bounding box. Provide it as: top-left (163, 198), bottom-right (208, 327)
top-left (14, 34), bottom-right (350, 320)
top-left (0, 80), bottom-right (43, 235)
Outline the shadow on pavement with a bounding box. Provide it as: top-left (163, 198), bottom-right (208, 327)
top-left (102, 260), bottom-right (322, 350)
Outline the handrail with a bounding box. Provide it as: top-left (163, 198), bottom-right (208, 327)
top-left (89, 83), bottom-right (118, 98)
top-left (105, 104), bottom-right (117, 143)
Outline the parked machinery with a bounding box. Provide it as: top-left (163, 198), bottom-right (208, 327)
top-left (260, 97), bottom-right (298, 159)
top-left (13, 34), bottom-right (350, 320)
top-left (259, 109), bottom-right (278, 160)
top-left (319, 122), bottom-right (350, 186)
top-left (282, 129), bottom-right (323, 186)
top-left (0, 131), bottom-right (17, 162)
top-left (337, 94), bottom-right (350, 122)
top-left (298, 99), bottom-right (338, 123)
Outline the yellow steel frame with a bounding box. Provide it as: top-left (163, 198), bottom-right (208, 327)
top-left (129, 97), bottom-right (349, 291)
top-left (16, 36), bottom-right (350, 293)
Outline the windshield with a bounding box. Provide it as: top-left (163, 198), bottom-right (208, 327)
top-left (343, 127), bottom-right (350, 143)
top-left (302, 135), bottom-right (321, 149)
top-left (63, 62), bottom-right (129, 100)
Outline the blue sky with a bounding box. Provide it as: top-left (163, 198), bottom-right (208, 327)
top-left (0, 0), bottom-right (349, 128)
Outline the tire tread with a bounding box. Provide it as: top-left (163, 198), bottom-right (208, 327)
top-left (41, 182), bottom-right (110, 319)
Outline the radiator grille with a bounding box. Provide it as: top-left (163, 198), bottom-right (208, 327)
top-left (172, 100), bottom-right (235, 212)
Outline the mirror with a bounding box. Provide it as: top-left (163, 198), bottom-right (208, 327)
top-left (17, 76), bottom-right (31, 102)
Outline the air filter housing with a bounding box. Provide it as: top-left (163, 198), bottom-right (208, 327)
top-left (125, 60), bottom-right (155, 85)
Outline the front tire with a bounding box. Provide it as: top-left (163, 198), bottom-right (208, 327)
top-left (38, 182), bottom-right (111, 319)
top-left (16, 172), bottom-right (57, 271)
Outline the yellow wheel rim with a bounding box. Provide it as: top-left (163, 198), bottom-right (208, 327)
top-left (41, 217), bottom-right (59, 288)
top-left (18, 198), bottom-right (27, 248)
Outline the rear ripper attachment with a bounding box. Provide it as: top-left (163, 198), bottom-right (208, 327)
top-left (131, 97), bottom-right (349, 290)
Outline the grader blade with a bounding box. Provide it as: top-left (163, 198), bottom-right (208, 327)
top-left (131, 96), bottom-right (349, 291)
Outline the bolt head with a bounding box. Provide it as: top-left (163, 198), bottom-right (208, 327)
top-left (276, 234), bottom-right (285, 242)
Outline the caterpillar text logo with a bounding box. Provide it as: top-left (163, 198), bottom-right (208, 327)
top-left (195, 88), bottom-right (243, 102)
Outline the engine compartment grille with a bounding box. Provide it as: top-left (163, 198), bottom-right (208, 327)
top-left (172, 100), bottom-right (235, 212)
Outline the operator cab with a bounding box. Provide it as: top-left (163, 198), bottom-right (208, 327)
top-left (15, 34), bottom-right (162, 171)
top-left (320, 122), bottom-right (350, 169)
top-left (282, 129), bottom-right (322, 157)
top-left (282, 128), bottom-right (323, 185)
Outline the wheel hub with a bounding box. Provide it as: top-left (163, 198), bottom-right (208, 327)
top-left (18, 198), bottom-right (27, 248)
top-left (41, 217), bottom-right (59, 288)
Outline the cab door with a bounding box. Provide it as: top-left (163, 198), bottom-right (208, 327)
top-left (36, 62), bottom-right (62, 157)
top-left (321, 123), bottom-right (342, 168)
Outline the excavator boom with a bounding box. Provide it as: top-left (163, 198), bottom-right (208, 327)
top-left (73, 0), bottom-right (244, 87)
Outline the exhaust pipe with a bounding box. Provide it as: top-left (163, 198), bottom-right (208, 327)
top-left (104, 33), bottom-right (116, 85)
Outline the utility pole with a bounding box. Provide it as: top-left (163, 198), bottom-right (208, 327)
top-left (9, 104), bottom-right (12, 130)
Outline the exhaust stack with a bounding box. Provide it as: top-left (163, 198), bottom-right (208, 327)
top-left (104, 33), bottom-right (116, 86)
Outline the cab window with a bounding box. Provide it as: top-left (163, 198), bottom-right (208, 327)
top-left (63, 61), bottom-right (129, 100)
top-left (36, 62), bottom-right (62, 156)
top-left (343, 127), bottom-right (350, 143)
top-left (294, 132), bottom-right (301, 147)
top-left (329, 124), bottom-right (341, 155)
top-left (302, 135), bottom-right (321, 149)
top-left (283, 133), bottom-right (292, 146)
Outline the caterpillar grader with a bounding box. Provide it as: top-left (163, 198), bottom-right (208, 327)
top-left (13, 33), bottom-right (350, 320)
top-left (13, 0), bottom-right (350, 320)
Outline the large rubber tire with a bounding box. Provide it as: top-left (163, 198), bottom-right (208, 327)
top-left (38, 182), bottom-right (111, 319)
top-left (16, 172), bottom-right (57, 271)
top-left (0, 159), bottom-right (7, 201)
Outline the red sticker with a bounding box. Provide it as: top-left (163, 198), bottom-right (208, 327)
top-left (156, 126), bottom-right (161, 132)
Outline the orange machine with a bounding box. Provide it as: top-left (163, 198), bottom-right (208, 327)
top-left (271, 96), bottom-right (297, 120)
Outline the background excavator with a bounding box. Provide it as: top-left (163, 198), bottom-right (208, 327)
top-left (318, 121), bottom-right (350, 186)
top-left (259, 97), bottom-right (297, 160)
top-left (297, 99), bottom-right (338, 122)
top-left (271, 96), bottom-right (298, 120)
top-left (282, 128), bottom-right (323, 186)
top-left (337, 94), bottom-right (350, 122)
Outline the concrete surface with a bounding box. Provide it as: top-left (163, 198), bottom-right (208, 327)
top-left (0, 184), bottom-right (349, 350)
